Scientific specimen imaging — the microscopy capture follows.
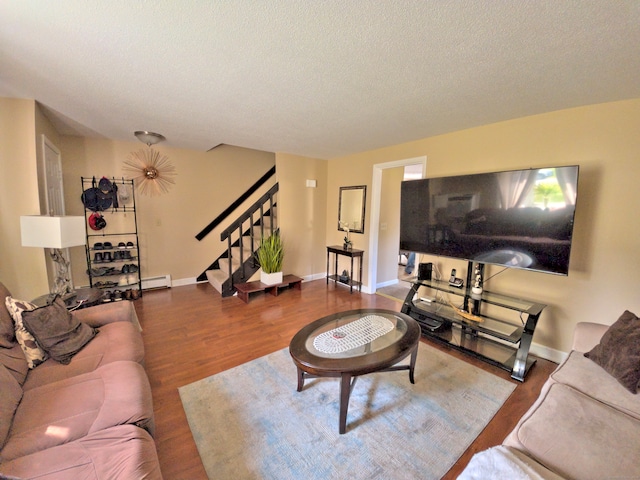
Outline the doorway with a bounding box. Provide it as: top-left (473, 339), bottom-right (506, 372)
top-left (367, 156), bottom-right (426, 294)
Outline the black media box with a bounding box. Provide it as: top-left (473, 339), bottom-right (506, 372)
top-left (418, 262), bottom-right (432, 281)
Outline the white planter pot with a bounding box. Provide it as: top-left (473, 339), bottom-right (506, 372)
top-left (260, 271), bottom-right (283, 285)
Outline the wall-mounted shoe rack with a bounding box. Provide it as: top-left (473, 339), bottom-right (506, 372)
top-left (81, 177), bottom-right (142, 302)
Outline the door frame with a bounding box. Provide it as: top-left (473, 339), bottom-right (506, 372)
top-left (367, 156), bottom-right (426, 294)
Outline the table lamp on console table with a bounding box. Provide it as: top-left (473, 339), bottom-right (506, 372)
top-left (20, 215), bottom-right (86, 298)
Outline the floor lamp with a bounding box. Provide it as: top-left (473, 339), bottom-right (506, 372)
top-left (20, 215), bottom-right (86, 297)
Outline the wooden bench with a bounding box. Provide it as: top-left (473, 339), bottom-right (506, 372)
top-left (234, 274), bottom-right (303, 304)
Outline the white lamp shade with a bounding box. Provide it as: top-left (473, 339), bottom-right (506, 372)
top-left (20, 216), bottom-right (86, 249)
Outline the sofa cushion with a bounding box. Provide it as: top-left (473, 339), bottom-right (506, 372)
top-left (551, 350), bottom-right (640, 420)
top-left (21, 296), bottom-right (98, 365)
top-left (4, 296), bottom-right (48, 368)
top-left (0, 344), bottom-right (29, 386)
top-left (515, 383), bottom-right (640, 480)
top-left (23, 320), bottom-right (145, 390)
top-left (0, 283), bottom-right (16, 348)
top-left (0, 424), bottom-right (162, 480)
top-left (584, 310), bottom-right (640, 394)
top-left (0, 365), bottom-right (22, 450)
top-left (0, 361), bottom-right (155, 462)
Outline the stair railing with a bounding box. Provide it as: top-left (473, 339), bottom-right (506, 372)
top-left (219, 183), bottom-right (279, 286)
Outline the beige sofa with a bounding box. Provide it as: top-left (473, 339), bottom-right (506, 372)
top-left (0, 282), bottom-right (162, 479)
top-left (460, 314), bottom-right (640, 480)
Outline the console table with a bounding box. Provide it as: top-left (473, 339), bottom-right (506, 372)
top-left (326, 245), bottom-right (363, 293)
top-left (400, 261), bottom-right (546, 382)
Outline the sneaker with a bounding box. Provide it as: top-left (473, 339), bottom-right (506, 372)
top-left (118, 242), bottom-right (126, 249)
top-left (126, 242), bottom-right (134, 249)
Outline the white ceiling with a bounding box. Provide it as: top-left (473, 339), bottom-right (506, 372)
top-left (1, 1), bottom-right (639, 159)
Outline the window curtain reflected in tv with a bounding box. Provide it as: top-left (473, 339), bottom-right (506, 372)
top-left (497, 170), bottom-right (538, 208)
top-left (556, 167), bottom-right (578, 205)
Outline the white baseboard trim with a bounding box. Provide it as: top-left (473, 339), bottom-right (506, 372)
top-left (141, 274), bottom-right (172, 290)
top-left (530, 342), bottom-right (568, 364)
top-left (376, 278), bottom-right (399, 289)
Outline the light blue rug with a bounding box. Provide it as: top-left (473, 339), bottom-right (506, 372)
top-left (179, 343), bottom-right (516, 480)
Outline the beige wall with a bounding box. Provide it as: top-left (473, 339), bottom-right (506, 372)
top-left (58, 138), bottom-right (276, 286)
top-left (275, 153), bottom-right (327, 279)
top-left (376, 167), bottom-right (404, 285)
top-left (326, 99), bottom-right (640, 354)
top-left (0, 99), bottom-right (49, 299)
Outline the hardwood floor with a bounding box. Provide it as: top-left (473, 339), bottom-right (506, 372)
top-left (135, 279), bottom-right (557, 480)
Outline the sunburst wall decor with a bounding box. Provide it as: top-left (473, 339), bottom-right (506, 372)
top-left (123, 147), bottom-right (177, 196)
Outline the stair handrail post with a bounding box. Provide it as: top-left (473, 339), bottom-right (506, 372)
top-left (238, 223), bottom-right (245, 280)
top-left (226, 236), bottom-right (233, 287)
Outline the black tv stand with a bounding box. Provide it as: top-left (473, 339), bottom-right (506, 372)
top-left (400, 261), bottom-right (547, 382)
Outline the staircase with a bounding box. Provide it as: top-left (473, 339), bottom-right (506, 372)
top-left (201, 183), bottom-right (278, 297)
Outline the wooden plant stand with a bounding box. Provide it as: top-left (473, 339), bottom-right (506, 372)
top-left (234, 274), bottom-right (302, 304)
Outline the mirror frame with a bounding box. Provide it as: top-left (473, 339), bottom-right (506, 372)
top-left (338, 185), bottom-right (367, 234)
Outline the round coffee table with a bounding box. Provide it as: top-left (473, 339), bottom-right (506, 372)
top-left (289, 308), bottom-right (420, 434)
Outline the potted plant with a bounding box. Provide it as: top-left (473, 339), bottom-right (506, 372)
top-left (256, 232), bottom-right (284, 285)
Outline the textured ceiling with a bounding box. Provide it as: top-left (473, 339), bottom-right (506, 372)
top-left (1, 1), bottom-right (639, 159)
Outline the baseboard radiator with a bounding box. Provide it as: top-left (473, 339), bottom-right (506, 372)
top-left (141, 275), bottom-right (172, 290)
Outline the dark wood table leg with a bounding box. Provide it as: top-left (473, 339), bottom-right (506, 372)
top-left (409, 344), bottom-right (418, 384)
top-left (296, 367), bottom-right (305, 392)
top-left (339, 373), bottom-right (357, 434)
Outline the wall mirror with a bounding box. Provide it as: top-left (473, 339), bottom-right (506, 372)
top-left (338, 185), bottom-right (366, 234)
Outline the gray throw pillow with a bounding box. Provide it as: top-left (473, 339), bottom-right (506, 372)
top-left (21, 297), bottom-right (98, 365)
top-left (584, 310), bottom-right (640, 394)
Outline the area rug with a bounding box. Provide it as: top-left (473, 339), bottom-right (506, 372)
top-left (179, 343), bottom-right (516, 480)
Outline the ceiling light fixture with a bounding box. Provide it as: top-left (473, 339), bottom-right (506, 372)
top-left (134, 130), bottom-right (165, 146)
top-left (124, 131), bottom-right (176, 196)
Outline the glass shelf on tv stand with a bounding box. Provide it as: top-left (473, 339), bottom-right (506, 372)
top-left (400, 277), bottom-right (547, 382)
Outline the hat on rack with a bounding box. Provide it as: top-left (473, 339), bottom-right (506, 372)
top-left (117, 183), bottom-right (132, 206)
top-left (81, 177), bottom-right (113, 211)
top-left (88, 212), bottom-right (107, 231)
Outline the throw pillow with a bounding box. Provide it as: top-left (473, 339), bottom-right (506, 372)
top-left (21, 296), bottom-right (98, 365)
top-left (584, 310), bottom-right (640, 394)
top-left (0, 364), bottom-right (22, 449)
top-left (4, 296), bottom-right (48, 369)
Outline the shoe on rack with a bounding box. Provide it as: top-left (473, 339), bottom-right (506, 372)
top-left (126, 241), bottom-right (135, 249)
top-left (121, 264), bottom-right (130, 274)
top-left (113, 251), bottom-right (121, 261)
top-left (103, 252), bottom-right (113, 262)
top-left (118, 242), bottom-right (126, 249)
top-left (103, 242), bottom-right (113, 249)
top-left (113, 290), bottom-right (123, 301)
top-left (122, 251), bottom-right (132, 260)
top-left (93, 252), bottom-right (103, 263)
top-left (127, 264), bottom-right (139, 273)
top-left (94, 242), bottom-right (103, 250)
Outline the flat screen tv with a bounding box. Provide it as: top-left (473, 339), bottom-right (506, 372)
top-left (400, 166), bottom-right (579, 275)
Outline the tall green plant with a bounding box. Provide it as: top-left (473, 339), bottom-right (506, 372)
top-left (255, 232), bottom-right (284, 273)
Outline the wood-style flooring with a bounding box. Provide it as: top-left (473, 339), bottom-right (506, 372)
top-left (135, 279), bottom-right (557, 480)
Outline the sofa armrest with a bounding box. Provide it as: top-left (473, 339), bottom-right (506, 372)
top-left (73, 301), bottom-right (142, 331)
top-left (572, 322), bottom-right (609, 353)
